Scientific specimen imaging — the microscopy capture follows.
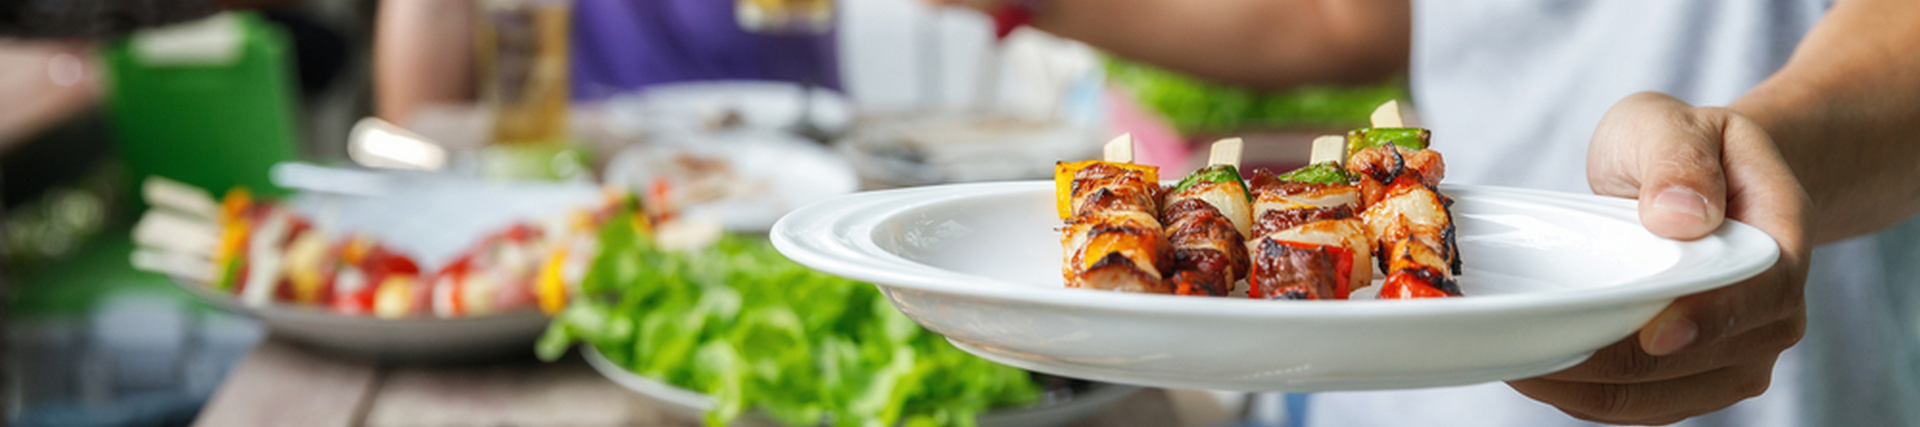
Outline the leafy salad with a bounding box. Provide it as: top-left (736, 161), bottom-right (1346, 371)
top-left (535, 205), bottom-right (1038, 427)
top-left (1105, 58), bottom-right (1408, 134)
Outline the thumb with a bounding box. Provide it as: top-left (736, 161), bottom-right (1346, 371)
top-left (1592, 92), bottom-right (1729, 240)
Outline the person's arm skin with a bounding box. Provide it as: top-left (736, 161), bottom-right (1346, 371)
top-left (0, 0), bottom-right (311, 38)
top-left (1513, 0), bottom-right (1920, 424)
top-left (1731, 0), bottom-right (1920, 244)
top-left (929, 0), bottom-right (1409, 90)
top-left (373, 0), bottom-right (476, 125)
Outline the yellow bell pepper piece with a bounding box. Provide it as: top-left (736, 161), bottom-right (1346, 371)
top-left (536, 246), bottom-right (570, 315)
top-left (1054, 160), bottom-right (1158, 218)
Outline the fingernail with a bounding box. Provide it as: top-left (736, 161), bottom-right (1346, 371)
top-left (1646, 317), bottom-right (1699, 356)
top-left (1652, 187), bottom-right (1710, 223)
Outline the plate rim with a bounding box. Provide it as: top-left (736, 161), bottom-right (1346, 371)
top-left (168, 276), bottom-right (550, 326)
top-left (946, 337), bottom-right (1593, 392)
top-left (772, 181), bottom-right (1780, 318)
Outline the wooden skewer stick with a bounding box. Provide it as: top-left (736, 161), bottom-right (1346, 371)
top-left (133, 210), bottom-right (220, 258)
top-left (1207, 137), bottom-right (1243, 166)
top-left (1370, 100), bottom-right (1405, 128)
top-left (1309, 135), bottom-right (1347, 167)
top-left (1103, 133), bottom-right (1136, 163)
top-left (131, 248), bottom-right (216, 283)
top-left (142, 176), bottom-right (220, 220)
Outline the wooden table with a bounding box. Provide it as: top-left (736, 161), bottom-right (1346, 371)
top-left (195, 105), bottom-right (1249, 427)
top-left (193, 338), bottom-right (1236, 427)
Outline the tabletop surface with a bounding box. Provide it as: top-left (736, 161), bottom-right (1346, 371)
top-left (193, 338), bottom-right (1231, 427)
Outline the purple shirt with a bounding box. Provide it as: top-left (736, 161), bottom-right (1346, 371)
top-left (569, 0), bottom-right (842, 100)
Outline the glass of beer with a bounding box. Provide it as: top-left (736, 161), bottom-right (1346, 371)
top-left (477, 0), bottom-right (571, 146)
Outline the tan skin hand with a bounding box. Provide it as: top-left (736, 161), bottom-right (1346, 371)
top-left (1507, 92), bottom-right (1812, 425)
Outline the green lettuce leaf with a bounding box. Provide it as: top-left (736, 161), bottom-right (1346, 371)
top-left (537, 207), bottom-right (1038, 427)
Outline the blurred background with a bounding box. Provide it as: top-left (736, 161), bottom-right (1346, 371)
top-left (0, 1), bottom-right (1403, 426)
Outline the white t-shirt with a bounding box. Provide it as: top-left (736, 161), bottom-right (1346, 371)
top-left (1304, 1), bottom-right (1920, 426)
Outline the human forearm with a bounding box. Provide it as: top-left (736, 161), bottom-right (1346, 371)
top-left (940, 0), bottom-right (1408, 89)
top-left (1729, 0), bottom-right (1920, 245)
top-left (373, 0), bottom-right (475, 124)
top-left (0, 0), bottom-right (217, 38)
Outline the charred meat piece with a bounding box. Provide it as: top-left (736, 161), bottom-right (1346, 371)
top-left (1346, 145), bottom-right (1445, 209)
top-left (1353, 150), bottom-right (1463, 299)
top-left (1246, 218), bottom-right (1371, 299)
top-left (1162, 198), bottom-right (1248, 296)
top-left (1157, 164), bottom-right (1253, 297)
top-left (1244, 167), bottom-right (1372, 299)
top-left (1248, 238), bottom-right (1354, 300)
top-left (1059, 162), bottom-right (1172, 293)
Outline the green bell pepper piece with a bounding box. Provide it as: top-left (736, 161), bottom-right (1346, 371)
top-left (1171, 164), bottom-right (1251, 201)
top-left (1276, 161), bottom-right (1351, 184)
top-left (1346, 127), bottom-right (1431, 157)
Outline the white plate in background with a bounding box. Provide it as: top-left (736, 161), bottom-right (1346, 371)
top-left (771, 182), bottom-right (1779, 391)
top-left (174, 178), bottom-right (601, 362)
top-left (176, 278), bottom-right (550, 363)
top-left (604, 80), bottom-right (855, 136)
top-left (603, 130), bottom-right (857, 232)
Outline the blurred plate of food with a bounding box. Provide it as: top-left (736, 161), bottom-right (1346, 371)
top-left (771, 180), bottom-right (1779, 391)
top-left (534, 202), bottom-right (1133, 427)
top-left (130, 174), bottom-right (609, 361)
top-left (840, 112), bottom-right (1102, 187)
top-left (603, 129), bottom-right (856, 232)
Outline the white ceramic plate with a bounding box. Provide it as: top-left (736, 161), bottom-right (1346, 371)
top-left (173, 178), bottom-right (602, 362)
top-left (839, 114), bottom-right (1103, 186)
top-left (172, 281), bottom-right (550, 363)
top-left (604, 80), bottom-right (855, 136)
top-left (771, 182), bottom-right (1779, 392)
top-left (582, 345), bottom-right (1141, 427)
top-left (603, 130), bottom-right (857, 232)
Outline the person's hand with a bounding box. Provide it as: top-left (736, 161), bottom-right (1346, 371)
top-left (1507, 92), bottom-right (1812, 425)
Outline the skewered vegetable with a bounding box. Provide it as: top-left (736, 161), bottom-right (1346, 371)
top-left (1245, 167), bottom-right (1372, 300)
top-left (1160, 139), bottom-right (1253, 296)
top-left (1348, 101), bottom-right (1462, 298)
top-left (1058, 134), bottom-right (1173, 293)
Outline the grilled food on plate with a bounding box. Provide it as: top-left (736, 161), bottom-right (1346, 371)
top-left (1048, 101), bottom-right (1464, 300)
top-left (1245, 164), bottom-right (1373, 300)
top-left (131, 178), bottom-right (723, 318)
top-left (1346, 103), bottom-right (1462, 299)
top-left (1056, 134), bottom-right (1172, 293)
top-left (1159, 139), bottom-right (1252, 297)
top-left (202, 188), bottom-right (434, 317)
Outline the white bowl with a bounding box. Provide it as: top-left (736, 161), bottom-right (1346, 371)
top-left (771, 182), bottom-right (1779, 392)
top-left (582, 345), bottom-right (1141, 427)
